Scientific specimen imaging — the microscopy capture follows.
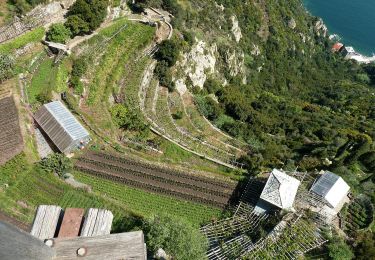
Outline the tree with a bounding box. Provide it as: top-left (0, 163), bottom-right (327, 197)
top-left (67, 0), bottom-right (108, 32)
top-left (326, 238), bottom-right (354, 260)
top-left (39, 153), bottom-right (73, 178)
top-left (354, 231), bottom-right (375, 260)
top-left (155, 39), bottom-right (180, 66)
top-left (143, 214), bottom-right (208, 260)
top-left (65, 15), bottom-right (90, 36)
top-left (35, 89), bottom-right (52, 104)
top-left (45, 23), bottom-right (71, 43)
top-left (154, 60), bottom-right (175, 91)
top-left (0, 54), bottom-right (15, 83)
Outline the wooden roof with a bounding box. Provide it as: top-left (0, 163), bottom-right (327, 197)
top-left (80, 209), bottom-right (113, 237)
top-left (58, 208), bottom-right (84, 238)
top-left (30, 205), bottom-right (62, 240)
top-left (51, 231), bottom-right (147, 260)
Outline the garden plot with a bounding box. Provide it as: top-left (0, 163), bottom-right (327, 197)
top-left (0, 96), bottom-right (24, 165)
top-left (75, 151), bottom-right (236, 208)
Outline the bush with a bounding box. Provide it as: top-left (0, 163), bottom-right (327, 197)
top-left (45, 23), bottom-right (72, 43)
top-left (0, 54), bottom-right (15, 83)
top-left (67, 0), bottom-right (109, 33)
top-left (154, 60), bottom-right (175, 91)
top-left (195, 95), bottom-right (222, 120)
top-left (155, 39), bottom-right (180, 66)
top-left (326, 237), bottom-right (354, 260)
top-left (204, 77), bottom-right (222, 94)
top-left (65, 15), bottom-right (90, 36)
top-left (39, 153), bottom-right (73, 178)
top-left (143, 214), bottom-right (208, 260)
top-left (35, 89), bottom-right (53, 104)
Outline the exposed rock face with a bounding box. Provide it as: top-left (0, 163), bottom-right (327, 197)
top-left (175, 40), bottom-right (217, 89)
top-left (314, 18), bottom-right (328, 37)
top-left (251, 44), bottom-right (261, 56)
top-left (231, 15), bottom-right (242, 42)
top-left (288, 18), bottom-right (296, 29)
top-left (154, 248), bottom-right (168, 260)
top-left (226, 49), bottom-right (245, 77)
top-left (175, 78), bottom-right (187, 95)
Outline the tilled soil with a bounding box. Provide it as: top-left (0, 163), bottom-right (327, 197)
top-left (76, 151), bottom-right (238, 208)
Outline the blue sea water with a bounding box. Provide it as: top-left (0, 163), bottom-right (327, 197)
top-left (303, 0), bottom-right (375, 56)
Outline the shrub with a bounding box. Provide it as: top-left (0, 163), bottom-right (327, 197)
top-left (195, 95), bottom-right (222, 120)
top-left (39, 153), bottom-right (73, 178)
top-left (0, 54), bottom-right (15, 83)
top-left (67, 0), bottom-right (109, 33)
top-left (155, 39), bottom-right (180, 66)
top-left (35, 89), bottom-right (53, 104)
top-left (326, 237), bottom-right (354, 260)
top-left (143, 214), bottom-right (208, 260)
top-left (154, 60), bottom-right (175, 91)
top-left (65, 15), bottom-right (90, 36)
top-left (46, 23), bottom-right (72, 43)
top-left (204, 77), bottom-right (222, 94)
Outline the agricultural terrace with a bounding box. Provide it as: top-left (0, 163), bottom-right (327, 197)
top-left (75, 151), bottom-right (236, 208)
top-left (0, 154), bottom-right (221, 227)
top-left (0, 96), bottom-right (24, 165)
top-left (0, 154), bottom-right (129, 224)
top-left (74, 171), bottom-right (222, 227)
top-left (141, 72), bottom-right (247, 169)
top-left (69, 18), bottom-right (155, 140)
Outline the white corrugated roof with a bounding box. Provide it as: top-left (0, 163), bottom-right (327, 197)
top-left (44, 101), bottom-right (89, 141)
top-left (260, 169), bottom-right (300, 209)
top-left (311, 172), bottom-right (350, 208)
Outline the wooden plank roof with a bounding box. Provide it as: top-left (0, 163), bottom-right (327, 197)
top-left (58, 208), bottom-right (84, 238)
top-left (80, 209), bottom-right (113, 237)
top-left (51, 231), bottom-right (147, 260)
top-left (30, 205), bottom-right (62, 240)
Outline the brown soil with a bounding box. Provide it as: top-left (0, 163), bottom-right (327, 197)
top-left (0, 96), bottom-right (24, 165)
top-left (76, 151), bottom-right (237, 208)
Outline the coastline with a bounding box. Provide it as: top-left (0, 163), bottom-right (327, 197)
top-left (303, 1), bottom-right (375, 64)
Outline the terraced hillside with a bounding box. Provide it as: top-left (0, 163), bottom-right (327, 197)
top-left (141, 76), bottom-right (247, 169)
top-left (0, 96), bottom-right (23, 165)
top-left (75, 151), bottom-right (237, 208)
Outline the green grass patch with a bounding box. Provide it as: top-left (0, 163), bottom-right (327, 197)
top-left (74, 171), bottom-right (222, 227)
top-left (84, 20), bottom-right (155, 105)
top-left (0, 158), bottom-right (139, 224)
top-left (0, 27), bottom-right (45, 54)
top-left (28, 57), bottom-right (58, 104)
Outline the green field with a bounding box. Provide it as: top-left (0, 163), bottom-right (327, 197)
top-left (0, 155), bottom-right (222, 227)
top-left (74, 171), bottom-right (222, 227)
top-left (0, 154), bottom-right (134, 224)
top-left (0, 27), bottom-right (45, 54)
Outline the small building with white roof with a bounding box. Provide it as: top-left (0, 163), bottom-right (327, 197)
top-left (34, 101), bottom-right (90, 154)
top-left (310, 171), bottom-right (350, 209)
top-left (255, 169), bottom-right (300, 214)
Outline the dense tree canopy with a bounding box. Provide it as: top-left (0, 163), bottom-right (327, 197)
top-left (143, 214), bottom-right (208, 260)
top-left (45, 23), bottom-right (71, 43)
top-left (0, 54), bottom-right (15, 83)
top-left (66, 0), bottom-right (108, 35)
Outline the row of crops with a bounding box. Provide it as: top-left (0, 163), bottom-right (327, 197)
top-left (344, 196), bottom-right (374, 232)
top-left (75, 151), bottom-right (236, 208)
top-left (74, 172), bottom-right (222, 227)
top-left (0, 162), bottom-right (132, 224)
top-left (0, 96), bottom-right (24, 165)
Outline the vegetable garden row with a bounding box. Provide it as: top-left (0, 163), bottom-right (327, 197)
top-left (75, 151), bottom-right (237, 208)
top-left (0, 96), bottom-right (23, 165)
